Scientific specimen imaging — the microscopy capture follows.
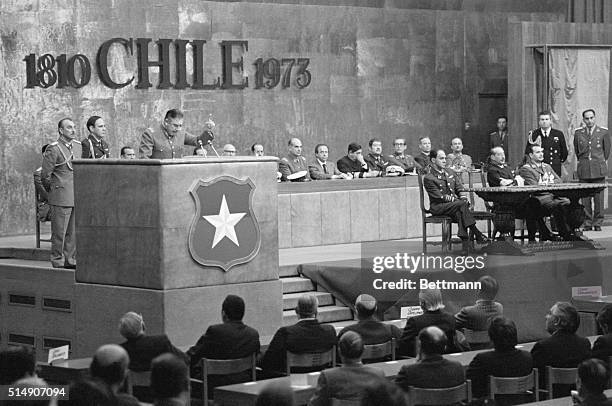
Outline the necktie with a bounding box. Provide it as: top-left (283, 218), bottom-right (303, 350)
top-left (323, 163), bottom-right (328, 174)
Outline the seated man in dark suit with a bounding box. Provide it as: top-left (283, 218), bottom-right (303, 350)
top-left (532, 301), bottom-right (591, 398)
top-left (0, 345), bottom-right (36, 385)
top-left (188, 295), bottom-right (260, 386)
top-left (118, 312), bottom-right (187, 372)
top-left (261, 294), bottom-right (337, 377)
top-left (90, 344), bottom-right (140, 406)
top-left (455, 275), bottom-right (503, 350)
top-left (591, 303), bottom-right (612, 362)
top-left (309, 331), bottom-right (385, 406)
top-left (467, 316), bottom-right (533, 404)
top-left (574, 358), bottom-right (612, 406)
top-left (338, 294), bottom-right (401, 359)
top-left (337, 142), bottom-right (378, 178)
top-left (519, 145), bottom-right (574, 241)
top-left (150, 353), bottom-right (190, 406)
top-left (398, 289), bottom-right (459, 357)
top-left (395, 326), bottom-right (465, 391)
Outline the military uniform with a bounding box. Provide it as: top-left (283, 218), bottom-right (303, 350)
top-left (489, 130), bottom-right (508, 156)
top-left (524, 128), bottom-right (568, 176)
top-left (138, 124), bottom-right (199, 159)
top-left (279, 153), bottom-right (311, 181)
top-left (41, 139), bottom-right (82, 268)
top-left (519, 161), bottom-right (572, 239)
top-left (364, 153), bottom-right (390, 173)
top-left (389, 153), bottom-right (421, 173)
top-left (573, 125), bottom-right (611, 228)
top-left (414, 152), bottom-right (431, 171)
top-left (81, 134), bottom-right (110, 159)
top-left (423, 166), bottom-right (475, 239)
top-left (446, 152), bottom-right (473, 173)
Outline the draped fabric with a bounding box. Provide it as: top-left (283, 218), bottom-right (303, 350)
top-left (549, 48), bottom-right (609, 179)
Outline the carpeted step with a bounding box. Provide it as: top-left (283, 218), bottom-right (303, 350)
top-left (283, 291), bottom-right (334, 310)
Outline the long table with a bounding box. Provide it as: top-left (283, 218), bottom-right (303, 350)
top-left (469, 183), bottom-right (607, 255)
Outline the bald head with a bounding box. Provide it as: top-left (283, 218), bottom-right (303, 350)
top-left (418, 326), bottom-right (447, 356)
top-left (338, 331), bottom-right (364, 361)
top-left (288, 138), bottom-right (303, 157)
top-left (90, 344), bottom-right (129, 387)
top-left (355, 294), bottom-right (377, 319)
top-left (296, 294), bottom-right (318, 318)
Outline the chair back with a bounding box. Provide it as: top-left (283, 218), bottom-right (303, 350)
top-left (362, 339), bottom-right (395, 362)
top-left (546, 366), bottom-right (577, 399)
top-left (488, 368), bottom-right (538, 401)
top-left (331, 398), bottom-right (361, 406)
top-left (126, 370), bottom-right (151, 395)
top-left (463, 329), bottom-right (490, 345)
top-left (286, 346), bottom-right (336, 375)
top-left (407, 380), bottom-right (471, 406)
top-left (196, 353), bottom-right (257, 406)
top-left (417, 174), bottom-right (431, 216)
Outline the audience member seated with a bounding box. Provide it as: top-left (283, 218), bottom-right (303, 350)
top-left (223, 143), bottom-right (237, 156)
top-left (338, 294), bottom-right (401, 357)
top-left (574, 358), bottom-right (612, 406)
top-left (466, 316), bottom-right (533, 405)
top-left (337, 143), bottom-right (376, 178)
top-left (251, 143), bottom-right (265, 157)
top-left (0, 345), bottom-right (36, 385)
top-left (188, 294), bottom-right (260, 388)
top-left (414, 136), bottom-right (432, 171)
top-left (308, 144), bottom-right (351, 180)
top-left (532, 301), bottom-right (591, 398)
top-left (6, 376), bottom-right (54, 406)
top-left (150, 353), bottom-right (190, 406)
top-left (118, 312), bottom-right (187, 372)
top-left (361, 380), bottom-right (408, 406)
top-left (308, 331), bottom-right (385, 406)
top-left (389, 137), bottom-right (421, 174)
top-left (519, 145), bottom-right (574, 241)
top-left (399, 289), bottom-right (461, 357)
top-left (120, 146), bottom-right (136, 159)
top-left (446, 137), bottom-right (473, 173)
top-left (424, 149), bottom-right (490, 253)
top-left (60, 378), bottom-right (114, 406)
top-left (260, 294), bottom-right (337, 377)
top-left (90, 344), bottom-right (140, 406)
top-left (255, 380), bottom-right (295, 406)
top-left (455, 275), bottom-right (503, 349)
top-left (279, 138), bottom-right (311, 181)
top-left (591, 303), bottom-right (612, 362)
top-left (395, 326), bottom-right (465, 391)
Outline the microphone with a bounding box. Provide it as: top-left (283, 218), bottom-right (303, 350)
top-left (199, 130), bottom-right (219, 158)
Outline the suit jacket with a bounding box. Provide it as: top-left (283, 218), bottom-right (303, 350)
top-left (187, 320), bottom-right (260, 380)
top-left (525, 128), bottom-right (568, 175)
top-left (574, 125), bottom-right (611, 180)
top-left (261, 319), bottom-right (337, 375)
top-left (120, 334), bottom-right (187, 372)
top-left (338, 319), bottom-right (402, 345)
top-left (279, 154), bottom-right (311, 181)
top-left (308, 364), bottom-right (385, 406)
top-left (414, 152), bottom-right (431, 170)
top-left (41, 139), bottom-right (82, 207)
top-left (487, 163), bottom-right (515, 187)
top-left (467, 348), bottom-right (533, 399)
top-left (490, 130), bottom-right (508, 154)
top-left (336, 156), bottom-right (369, 178)
top-left (138, 124), bottom-right (199, 159)
top-left (81, 134), bottom-right (110, 159)
top-left (395, 355), bottom-right (465, 391)
top-left (455, 300), bottom-right (503, 333)
top-left (398, 310), bottom-right (456, 357)
top-left (590, 333), bottom-right (612, 362)
top-left (309, 160), bottom-right (341, 180)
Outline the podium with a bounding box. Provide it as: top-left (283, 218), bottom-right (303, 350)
top-left (71, 157), bottom-right (282, 357)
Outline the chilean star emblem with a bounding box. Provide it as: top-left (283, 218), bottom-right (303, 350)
top-left (188, 176), bottom-right (261, 271)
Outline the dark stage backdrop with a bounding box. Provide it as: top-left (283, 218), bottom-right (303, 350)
top-left (0, 0), bottom-right (565, 235)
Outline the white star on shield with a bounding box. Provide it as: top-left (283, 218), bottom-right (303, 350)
top-left (203, 195), bottom-right (246, 248)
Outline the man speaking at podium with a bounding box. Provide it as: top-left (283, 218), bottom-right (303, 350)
top-left (139, 109), bottom-right (207, 159)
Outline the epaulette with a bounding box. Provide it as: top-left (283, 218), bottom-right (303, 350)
top-left (600, 126), bottom-right (608, 130)
top-left (73, 140), bottom-right (81, 144)
top-left (281, 157), bottom-right (289, 162)
top-left (49, 141), bottom-right (58, 146)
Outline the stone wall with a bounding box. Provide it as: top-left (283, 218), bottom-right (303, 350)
top-left (0, 0), bottom-right (565, 235)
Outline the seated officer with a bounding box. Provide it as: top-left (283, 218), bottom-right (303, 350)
top-left (279, 138), bottom-right (310, 182)
top-left (519, 145), bottom-right (574, 241)
top-left (424, 149), bottom-right (489, 252)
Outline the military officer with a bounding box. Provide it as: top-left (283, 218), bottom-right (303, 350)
top-left (489, 116), bottom-right (508, 157)
top-left (423, 149), bottom-right (489, 252)
top-left (81, 116), bottom-right (110, 159)
top-left (279, 138), bottom-right (311, 181)
top-left (139, 109), bottom-right (203, 159)
top-left (389, 137), bottom-right (421, 173)
top-left (573, 109), bottom-right (611, 231)
top-left (41, 118), bottom-right (82, 268)
top-left (446, 137), bottom-right (473, 173)
top-left (525, 110), bottom-right (568, 176)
